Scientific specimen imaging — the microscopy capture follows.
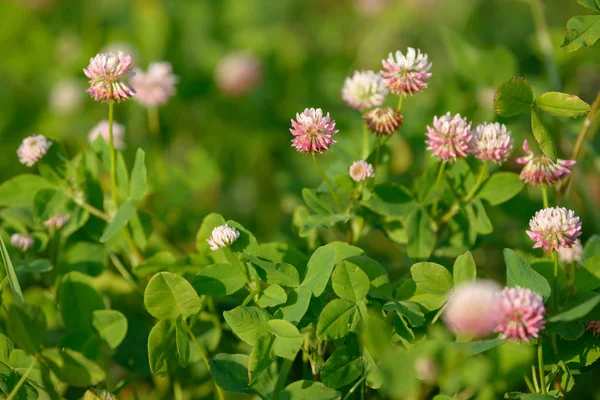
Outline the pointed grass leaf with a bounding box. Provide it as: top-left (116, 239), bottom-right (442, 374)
top-left (0, 235), bottom-right (24, 304)
top-left (99, 200), bottom-right (136, 243)
top-left (144, 272), bottom-right (202, 320)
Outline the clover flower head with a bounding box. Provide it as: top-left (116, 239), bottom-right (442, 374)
top-left (380, 47), bottom-right (432, 96)
top-left (495, 286), bottom-right (546, 342)
top-left (516, 140), bottom-right (575, 186)
top-left (215, 52), bottom-right (263, 97)
top-left (207, 224), bottom-right (240, 251)
top-left (49, 79), bottom-right (84, 115)
top-left (342, 70), bottom-right (388, 111)
top-left (527, 207), bottom-right (582, 252)
top-left (131, 62), bottom-right (178, 107)
top-left (363, 107), bottom-right (403, 136)
top-left (558, 239), bottom-right (582, 264)
top-left (83, 51), bottom-right (136, 102)
top-left (425, 112), bottom-right (472, 162)
top-left (587, 321), bottom-right (600, 337)
top-left (290, 108), bottom-right (338, 154)
top-left (44, 212), bottom-right (70, 230)
top-left (88, 120), bottom-right (126, 150)
top-left (349, 160), bottom-right (375, 182)
top-left (17, 135), bottom-right (52, 167)
top-left (443, 280), bottom-right (502, 338)
top-left (470, 122), bottom-right (513, 164)
top-left (11, 233), bottom-right (34, 252)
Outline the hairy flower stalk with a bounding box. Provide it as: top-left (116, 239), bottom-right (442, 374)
top-left (470, 122), bottom-right (513, 164)
top-left (425, 113), bottom-right (472, 163)
top-left (516, 140), bottom-right (575, 186)
top-left (495, 287), bottom-right (546, 342)
top-left (84, 52), bottom-right (136, 103)
top-left (526, 207), bottom-right (582, 252)
top-left (342, 70), bottom-right (388, 111)
top-left (380, 48), bottom-right (432, 96)
top-left (11, 233), bottom-right (34, 252)
top-left (17, 135), bottom-right (52, 167)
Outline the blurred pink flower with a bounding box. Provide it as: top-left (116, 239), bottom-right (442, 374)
top-left (342, 70), bottom-right (388, 111)
top-left (88, 120), bottom-right (126, 150)
top-left (215, 52), bottom-right (263, 97)
top-left (11, 233), bottom-right (34, 252)
top-left (381, 48), bottom-right (432, 96)
top-left (131, 62), bottom-right (178, 108)
top-left (470, 122), bottom-right (513, 164)
top-left (443, 280), bottom-right (502, 338)
top-left (495, 286), bottom-right (546, 342)
top-left (44, 212), bottom-right (70, 230)
top-left (425, 112), bottom-right (472, 163)
top-left (84, 52), bottom-right (136, 103)
top-left (290, 108), bottom-right (338, 154)
top-left (516, 140), bottom-right (575, 186)
top-left (49, 79), bottom-right (84, 115)
top-left (587, 321), bottom-right (600, 337)
top-left (17, 135), bottom-right (52, 167)
top-left (349, 160), bottom-right (375, 182)
top-left (207, 224), bottom-right (240, 251)
top-left (527, 207), bottom-right (582, 252)
top-left (353, 0), bottom-right (389, 15)
top-left (363, 107), bottom-right (403, 136)
top-left (558, 239), bottom-right (582, 264)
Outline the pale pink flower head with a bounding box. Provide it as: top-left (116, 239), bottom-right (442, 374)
top-left (363, 107), bottom-right (403, 136)
top-left (381, 48), bottom-right (432, 96)
top-left (131, 62), bottom-right (178, 108)
top-left (10, 233), bottom-right (34, 252)
top-left (516, 140), bottom-right (575, 186)
top-left (495, 286), bottom-right (545, 342)
top-left (215, 52), bottom-right (263, 97)
top-left (526, 207), bottom-right (582, 252)
top-left (558, 239), bottom-right (582, 264)
top-left (425, 112), bottom-right (472, 162)
top-left (17, 135), bottom-right (52, 167)
top-left (443, 280), bottom-right (502, 338)
top-left (44, 212), bottom-right (70, 230)
top-left (88, 120), bottom-right (126, 150)
top-left (207, 224), bottom-right (240, 251)
top-left (470, 122), bottom-right (513, 164)
top-left (342, 70), bottom-right (388, 111)
top-left (349, 160), bottom-right (375, 182)
top-left (83, 52), bottom-right (136, 103)
top-left (414, 356), bottom-right (438, 384)
top-left (587, 321), bottom-right (600, 337)
top-left (290, 108), bottom-right (338, 154)
top-left (49, 79), bottom-right (84, 115)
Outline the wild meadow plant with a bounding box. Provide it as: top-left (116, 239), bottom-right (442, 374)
top-left (1, 4), bottom-right (600, 400)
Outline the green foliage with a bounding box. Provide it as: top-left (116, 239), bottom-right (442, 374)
top-left (144, 272), bottom-right (202, 320)
top-left (493, 77), bottom-right (534, 117)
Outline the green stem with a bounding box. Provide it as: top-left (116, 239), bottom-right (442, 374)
top-left (529, 0), bottom-right (560, 91)
top-left (464, 162), bottom-right (488, 202)
top-left (531, 365), bottom-right (540, 393)
top-left (524, 375), bottom-right (536, 394)
top-left (148, 107), bottom-right (160, 135)
top-left (273, 359), bottom-right (294, 398)
top-left (374, 136), bottom-right (382, 173)
top-left (108, 101), bottom-right (118, 208)
top-left (225, 248), bottom-right (251, 285)
top-left (185, 321), bottom-right (224, 400)
top-left (397, 95), bottom-right (404, 111)
top-left (312, 153), bottom-right (343, 211)
top-left (361, 122), bottom-right (370, 160)
top-left (7, 358), bottom-right (35, 400)
top-left (572, 91), bottom-right (600, 161)
top-left (434, 161), bottom-right (446, 191)
top-left (553, 251), bottom-right (559, 311)
top-left (173, 380), bottom-right (183, 400)
top-left (343, 375), bottom-right (367, 400)
top-left (538, 341), bottom-right (547, 394)
top-left (541, 186), bottom-right (549, 208)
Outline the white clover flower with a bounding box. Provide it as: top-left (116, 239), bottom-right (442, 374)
top-left (88, 120), bottom-right (126, 150)
top-left (44, 212), bottom-right (70, 230)
top-left (470, 122), bottom-right (513, 164)
top-left (342, 70), bottom-right (388, 111)
top-left (131, 62), bottom-right (178, 108)
top-left (11, 233), bottom-right (34, 252)
top-left (349, 160), bottom-right (375, 182)
top-left (17, 135), bottom-right (52, 167)
top-left (207, 224), bottom-right (240, 251)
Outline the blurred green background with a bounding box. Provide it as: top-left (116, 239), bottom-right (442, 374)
top-left (2, 0), bottom-right (599, 276)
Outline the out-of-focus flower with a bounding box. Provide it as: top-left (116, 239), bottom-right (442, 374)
top-left (49, 79), bottom-right (84, 115)
top-left (290, 108), bottom-right (338, 154)
top-left (495, 286), bottom-right (546, 342)
top-left (516, 140), bottom-right (575, 186)
top-left (587, 321), bottom-right (600, 337)
top-left (44, 213), bottom-right (70, 230)
top-left (527, 207), bottom-right (582, 252)
top-left (349, 160), bottom-right (375, 182)
top-left (215, 52), bottom-right (263, 97)
top-left (11, 233), bottom-right (34, 252)
top-left (414, 356), bottom-right (438, 384)
top-left (558, 239), bottom-right (582, 264)
top-left (425, 113), bottom-right (472, 163)
top-left (83, 52), bottom-right (135, 103)
top-left (131, 62), bottom-right (178, 108)
top-left (88, 120), bottom-right (126, 150)
top-left (342, 70), bottom-right (388, 111)
top-left (17, 135), bottom-right (52, 167)
top-left (353, 0), bottom-right (388, 15)
top-left (443, 280), bottom-right (502, 338)
top-left (381, 48), bottom-right (432, 96)
top-left (363, 107), bottom-right (403, 136)
top-left (207, 224), bottom-right (240, 251)
top-left (470, 122), bottom-right (513, 164)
